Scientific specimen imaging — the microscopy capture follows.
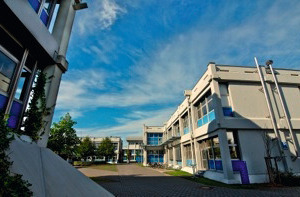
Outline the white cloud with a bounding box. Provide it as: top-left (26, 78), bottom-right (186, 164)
top-left (76, 107), bottom-right (174, 138)
top-left (77, 0), bottom-right (126, 35)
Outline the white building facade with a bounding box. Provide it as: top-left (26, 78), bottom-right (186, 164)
top-left (89, 137), bottom-right (123, 163)
top-left (123, 136), bottom-right (143, 163)
top-left (133, 62), bottom-right (300, 184)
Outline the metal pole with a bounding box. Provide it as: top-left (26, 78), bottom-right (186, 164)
top-left (269, 64), bottom-right (299, 158)
top-left (187, 102), bottom-right (196, 176)
top-left (254, 57), bottom-right (288, 172)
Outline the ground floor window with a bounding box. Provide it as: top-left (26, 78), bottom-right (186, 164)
top-left (184, 144), bottom-right (193, 166)
top-left (175, 146), bottom-right (182, 165)
top-left (199, 136), bottom-right (222, 170)
top-left (147, 150), bottom-right (164, 163)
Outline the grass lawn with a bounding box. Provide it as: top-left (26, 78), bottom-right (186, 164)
top-left (165, 170), bottom-right (270, 190)
top-left (87, 164), bottom-right (118, 172)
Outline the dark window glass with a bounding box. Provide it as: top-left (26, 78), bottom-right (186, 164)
top-left (0, 51), bottom-right (17, 92)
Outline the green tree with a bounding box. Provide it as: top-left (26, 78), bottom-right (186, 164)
top-left (22, 71), bottom-right (48, 141)
top-left (97, 137), bottom-right (115, 162)
top-left (47, 113), bottom-right (80, 159)
top-left (125, 149), bottom-right (131, 163)
top-left (0, 113), bottom-right (32, 196)
top-left (78, 137), bottom-right (95, 161)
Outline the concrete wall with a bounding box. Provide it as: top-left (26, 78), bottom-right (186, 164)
top-left (9, 138), bottom-right (113, 197)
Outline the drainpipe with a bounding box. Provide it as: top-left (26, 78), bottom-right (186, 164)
top-left (186, 92), bottom-right (196, 176)
top-left (254, 57), bottom-right (288, 172)
top-left (38, 0), bottom-right (87, 147)
top-left (267, 60), bottom-right (299, 159)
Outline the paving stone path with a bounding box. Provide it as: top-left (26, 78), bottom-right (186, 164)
top-left (79, 164), bottom-right (300, 197)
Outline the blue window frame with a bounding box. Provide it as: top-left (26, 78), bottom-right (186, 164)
top-left (223, 107), bottom-right (233, 117)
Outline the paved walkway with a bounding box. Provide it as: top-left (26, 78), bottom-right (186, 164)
top-left (79, 164), bottom-right (300, 197)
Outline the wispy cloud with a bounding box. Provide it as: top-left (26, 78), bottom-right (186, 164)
top-left (76, 107), bottom-right (174, 137)
top-left (77, 0), bottom-right (126, 35)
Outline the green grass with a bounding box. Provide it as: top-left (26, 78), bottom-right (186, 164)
top-left (165, 170), bottom-right (269, 189)
top-left (136, 163), bottom-right (144, 168)
top-left (87, 164), bottom-right (118, 172)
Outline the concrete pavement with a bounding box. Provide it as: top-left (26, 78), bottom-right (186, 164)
top-left (79, 164), bottom-right (300, 197)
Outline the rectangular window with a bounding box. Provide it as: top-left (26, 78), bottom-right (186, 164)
top-left (195, 90), bottom-right (215, 128)
top-left (174, 121), bottom-right (180, 136)
top-left (220, 83), bottom-right (234, 117)
top-left (227, 131), bottom-right (240, 159)
top-left (182, 113), bottom-right (189, 134)
top-left (0, 50), bottom-right (17, 93)
top-left (147, 133), bottom-right (163, 145)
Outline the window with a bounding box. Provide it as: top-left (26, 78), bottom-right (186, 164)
top-left (195, 90), bottom-right (215, 127)
top-left (227, 131), bottom-right (240, 159)
top-left (182, 113), bottom-right (189, 134)
top-left (0, 50), bottom-right (17, 93)
top-left (184, 144), bottom-right (193, 166)
top-left (147, 133), bottom-right (163, 145)
top-left (147, 150), bottom-right (164, 163)
top-left (175, 145), bottom-right (182, 164)
top-left (169, 148), bottom-right (173, 160)
top-left (28, 0), bottom-right (56, 27)
top-left (199, 136), bottom-right (222, 170)
top-left (174, 121), bottom-right (180, 137)
top-left (220, 83), bottom-right (234, 117)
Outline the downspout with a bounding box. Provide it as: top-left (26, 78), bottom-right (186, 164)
top-left (254, 57), bottom-right (288, 172)
top-left (267, 61), bottom-right (299, 159)
top-left (186, 95), bottom-right (196, 175)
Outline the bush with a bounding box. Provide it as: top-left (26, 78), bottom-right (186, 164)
top-left (279, 171), bottom-right (300, 186)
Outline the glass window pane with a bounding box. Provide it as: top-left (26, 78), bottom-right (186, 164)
top-left (0, 51), bottom-right (17, 92)
top-left (227, 132), bottom-right (235, 144)
top-left (15, 69), bottom-right (31, 101)
top-left (229, 146), bottom-right (239, 159)
top-left (213, 147), bottom-right (221, 159)
top-left (207, 100), bottom-right (213, 112)
top-left (202, 105), bottom-right (207, 115)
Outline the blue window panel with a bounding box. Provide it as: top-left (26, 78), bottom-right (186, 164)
top-left (208, 110), bottom-right (216, 122)
top-left (8, 101), bottom-right (23, 129)
top-left (28, 0), bottom-right (40, 12)
top-left (183, 127), bottom-right (189, 134)
top-left (148, 133), bottom-right (153, 137)
top-left (223, 107), bottom-right (233, 117)
top-left (197, 118), bottom-right (203, 127)
top-left (215, 160), bottom-right (223, 170)
top-left (208, 160), bottom-right (215, 169)
top-left (202, 115), bottom-right (208, 124)
top-left (177, 161), bottom-right (182, 166)
top-left (159, 133), bottom-right (163, 137)
top-left (153, 133), bottom-right (158, 137)
top-left (159, 156), bottom-right (164, 163)
top-left (0, 94), bottom-right (8, 111)
top-left (40, 9), bottom-right (49, 26)
top-left (186, 159), bottom-right (193, 166)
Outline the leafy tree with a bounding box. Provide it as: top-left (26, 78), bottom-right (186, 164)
top-left (22, 71), bottom-right (48, 141)
top-left (47, 113), bottom-right (80, 159)
top-left (78, 137), bottom-right (95, 161)
top-left (125, 149), bottom-right (131, 163)
top-left (97, 137), bottom-right (115, 162)
top-left (0, 113), bottom-right (32, 196)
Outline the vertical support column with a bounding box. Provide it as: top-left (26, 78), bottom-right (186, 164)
top-left (181, 144), bottom-right (186, 168)
top-left (38, 0), bottom-right (76, 147)
top-left (143, 149), bottom-right (147, 166)
top-left (218, 130), bottom-right (234, 182)
top-left (173, 146), bottom-right (176, 166)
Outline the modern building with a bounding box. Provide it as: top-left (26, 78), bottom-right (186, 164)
top-left (123, 136), bottom-right (143, 163)
top-left (1, 1), bottom-right (112, 196)
top-left (89, 136), bottom-right (123, 163)
top-left (132, 62), bottom-right (300, 184)
top-left (142, 125), bottom-right (165, 166)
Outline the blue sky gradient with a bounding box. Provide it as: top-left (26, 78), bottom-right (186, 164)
top-left (53, 0), bottom-right (300, 142)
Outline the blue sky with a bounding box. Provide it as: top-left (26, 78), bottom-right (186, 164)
top-left (53, 0), bottom-right (300, 142)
